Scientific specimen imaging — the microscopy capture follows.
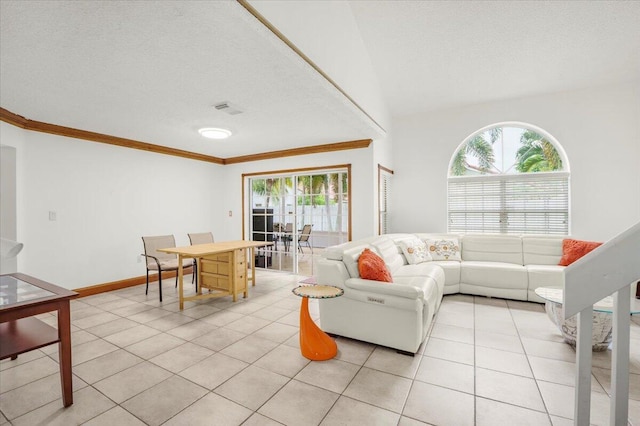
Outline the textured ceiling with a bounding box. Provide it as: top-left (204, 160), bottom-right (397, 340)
top-left (2, 1), bottom-right (638, 158)
top-left (349, 0), bottom-right (640, 117)
top-left (0, 1), bottom-right (381, 158)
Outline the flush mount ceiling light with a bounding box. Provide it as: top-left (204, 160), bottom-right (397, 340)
top-left (198, 127), bottom-right (232, 140)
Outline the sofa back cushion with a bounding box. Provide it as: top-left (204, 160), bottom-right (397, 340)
top-left (324, 238), bottom-right (379, 261)
top-left (522, 236), bottom-right (564, 265)
top-left (461, 234), bottom-right (523, 264)
top-left (340, 244), bottom-right (372, 278)
top-left (370, 237), bottom-right (405, 274)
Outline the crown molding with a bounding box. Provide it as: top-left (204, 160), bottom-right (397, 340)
top-left (1, 107), bottom-right (225, 164)
top-left (1, 107), bottom-right (371, 164)
top-left (0, 108), bottom-right (28, 128)
top-left (223, 139), bottom-right (371, 165)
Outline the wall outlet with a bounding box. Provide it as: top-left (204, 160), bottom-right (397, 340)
top-left (48, 211), bottom-right (56, 221)
top-left (228, 210), bottom-right (232, 217)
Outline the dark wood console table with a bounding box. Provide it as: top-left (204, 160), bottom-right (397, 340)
top-left (0, 273), bottom-right (77, 407)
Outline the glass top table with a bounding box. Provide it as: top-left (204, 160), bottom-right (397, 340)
top-left (0, 275), bottom-right (56, 306)
top-left (535, 285), bottom-right (639, 351)
top-left (535, 286), bottom-right (640, 313)
top-left (0, 273), bottom-right (77, 407)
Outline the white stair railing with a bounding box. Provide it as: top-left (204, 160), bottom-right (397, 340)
top-left (563, 221), bottom-right (640, 426)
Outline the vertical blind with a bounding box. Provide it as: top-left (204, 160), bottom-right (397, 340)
top-left (379, 169), bottom-right (392, 235)
top-left (448, 172), bottom-right (569, 234)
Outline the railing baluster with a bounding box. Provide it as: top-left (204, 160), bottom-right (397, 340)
top-left (575, 307), bottom-right (593, 425)
top-left (611, 285), bottom-right (630, 426)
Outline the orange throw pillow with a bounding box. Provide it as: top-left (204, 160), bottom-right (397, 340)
top-left (558, 238), bottom-right (603, 266)
top-left (358, 248), bottom-right (393, 283)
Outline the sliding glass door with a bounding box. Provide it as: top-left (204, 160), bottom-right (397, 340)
top-left (246, 167), bottom-right (350, 275)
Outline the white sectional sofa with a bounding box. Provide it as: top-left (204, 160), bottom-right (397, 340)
top-left (316, 233), bottom-right (566, 354)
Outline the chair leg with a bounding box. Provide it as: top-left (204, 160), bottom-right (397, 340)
top-left (145, 270), bottom-right (149, 295)
top-left (158, 272), bottom-right (163, 302)
top-left (193, 262), bottom-right (198, 292)
top-left (175, 272), bottom-right (178, 288)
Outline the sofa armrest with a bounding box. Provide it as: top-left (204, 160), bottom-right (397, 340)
top-left (345, 278), bottom-right (422, 299)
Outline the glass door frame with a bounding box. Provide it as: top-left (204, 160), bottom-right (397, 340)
top-left (242, 164), bottom-right (352, 274)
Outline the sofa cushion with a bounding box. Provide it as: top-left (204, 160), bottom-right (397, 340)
top-left (426, 238), bottom-right (461, 261)
top-left (430, 260), bottom-right (461, 286)
top-left (358, 249), bottom-right (393, 283)
top-left (370, 237), bottom-right (405, 273)
top-left (461, 234), bottom-right (523, 264)
top-left (393, 275), bottom-right (440, 306)
top-left (394, 263), bottom-right (445, 299)
top-left (460, 261), bottom-right (528, 289)
top-left (398, 238), bottom-right (432, 264)
top-left (393, 263), bottom-right (441, 278)
top-left (344, 277), bottom-right (424, 302)
top-left (558, 238), bottom-right (602, 266)
top-left (526, 264), bottom-right (565, 302)
top-left (522, 236), bottom-right (564, 265)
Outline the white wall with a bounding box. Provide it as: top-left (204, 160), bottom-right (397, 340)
top-left (219, 146), bottom-right (377, 242)
top-left (391, 82), bottom-right (640, 241)
top-left (0, 121), bottom-right (378, 289)
top-left (0, 123), bottom-right (225, 289)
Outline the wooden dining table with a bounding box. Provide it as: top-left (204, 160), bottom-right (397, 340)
top-left (158, 240), bottom-right (273, 310)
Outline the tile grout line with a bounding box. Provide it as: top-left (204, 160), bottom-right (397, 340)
top-left (507, 298), bottom-right (555, 424)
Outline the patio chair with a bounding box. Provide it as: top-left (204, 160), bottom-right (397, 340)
top-left (141, 235), bottom-right (192, 302)
top-left (281, 223), bottom-right (294, 252)
top-left (298, 224), bottom-right (313, 253)
top-left (188, 232), bottom-right (215, 286)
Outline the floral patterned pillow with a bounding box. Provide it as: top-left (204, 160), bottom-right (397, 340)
top-left (398, 238), bottom-right (432, 264)
top-left (426, 238), bottom-right (461, 261)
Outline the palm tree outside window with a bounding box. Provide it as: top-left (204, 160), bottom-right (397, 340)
top-left (247, 167), bottom-right (350, 273)
top-left (448, 123), bottom-right (570, 235)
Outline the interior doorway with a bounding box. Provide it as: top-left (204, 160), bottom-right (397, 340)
top-left (244, 166), bottom-right (351, 276)
top-left (1, 145), bottom-right (18, 274)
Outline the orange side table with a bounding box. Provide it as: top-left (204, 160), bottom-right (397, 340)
top-left (292, 284), bottom-right (344, 361)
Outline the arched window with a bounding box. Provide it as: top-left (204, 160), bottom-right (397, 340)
top-left (448, 123), bottom-right (569, 235)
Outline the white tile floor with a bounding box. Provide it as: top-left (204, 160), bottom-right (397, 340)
top-left (1, 270), bottom-right (639, 425)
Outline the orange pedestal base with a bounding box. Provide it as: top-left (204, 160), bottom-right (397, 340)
top-left (299, 297), bottom-right (337, 360)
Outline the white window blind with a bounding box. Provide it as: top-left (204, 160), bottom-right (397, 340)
top-left (448, 172), bottom-right (569, 234)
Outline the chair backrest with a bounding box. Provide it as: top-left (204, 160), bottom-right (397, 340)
top-left (285, 223), bottom-right (293, 233)
top-left (142, 235), bottom-right (176, 267)
top-left (188, 232), bottom-right (214, 245)
top-left (299, 224), bottom-right (312, 242)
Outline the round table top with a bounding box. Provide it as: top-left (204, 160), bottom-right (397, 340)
top-left (535, 286), bottom-right (640, 314)
top-left (292, 285), bottom-right (344, 299)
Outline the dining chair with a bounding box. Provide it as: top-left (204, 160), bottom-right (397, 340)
top-left (188, 232), bottom-right (215, 286)
top-left (298, 224), bottom-right (313, 253)
top-left (141, 235), bottom-right (192, 302)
